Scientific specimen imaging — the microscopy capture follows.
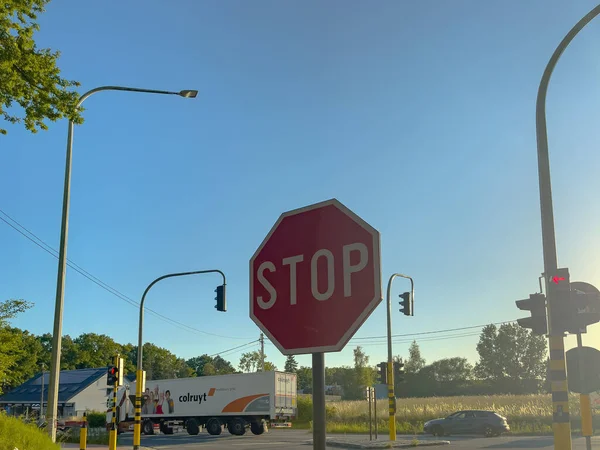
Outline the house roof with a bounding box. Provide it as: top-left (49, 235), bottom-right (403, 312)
top-left (0, 368), bottom-right (107, 404)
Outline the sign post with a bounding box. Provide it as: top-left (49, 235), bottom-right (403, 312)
top-left (250, 199), bottom-right (382, 450)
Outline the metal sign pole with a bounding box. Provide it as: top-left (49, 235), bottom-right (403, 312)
top-left (368, 387), bottom-right (373, 441)
top-left (577, 334), bottom-right (593, 450)
top-left (312, 353), bottom-right (326, 450)
top-left (374, 387), bottom-right (378, 439)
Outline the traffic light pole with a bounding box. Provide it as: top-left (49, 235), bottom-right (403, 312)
top-left (535, 5), bottom-right (600, 450)
top-left (385, 273), bottom-right (414, 442)
top-left (133, 269), bottom-right (226, 450)
top-left (109, 355), bottom-right (119, 450)
top-left (577, 334), bottom-right (593, 450)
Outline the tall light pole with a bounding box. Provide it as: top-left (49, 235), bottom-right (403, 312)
top-left (133, 269), bottom-right (226, 449)
top-left (535, 5), bottom-right (600, 450)
top-left (385, 273), bottom-right (414, 442)
top-left (46, 86), bottom-right (198, 442)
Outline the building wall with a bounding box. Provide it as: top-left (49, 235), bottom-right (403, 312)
top-left (69, 377), bottom-right (109, 416)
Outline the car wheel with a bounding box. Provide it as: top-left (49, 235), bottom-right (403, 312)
top-left (250, 421), bottom-right (266, 435)
top-left (433, 425), bottom-right (444, 437)
top-left (483, 425), bottom-right (495, 437)
top-left (142, 419), bottom-right (154, 435)
top-left (206, 418), bottom-right (222, 436)
top-left (186, 419), bottom-right (200, 435)
top-left (229, 418), bottom-right (246, 436)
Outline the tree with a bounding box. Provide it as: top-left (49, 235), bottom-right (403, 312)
top-left (238, 351), bottom-right (274, 373)
top-left (405, 341), bottom-right (426, 374)
top-left (187, 354), bottom-right (236, 376)
top-left (344, 346), bottom-right (373, 400)
top-left (141, 343), bottom-right (193, 380)
top-left (0, 0), bottom-right (82, 134)
top-left (475, 323), bottom-right (547, 392)
top-left (1, 327), bottom-right (44, 391)
top-left (422, 357), bottom-right (473, 383)
top-left (212, 356), bottom-right (236, 375)
top-left (239, 351), bottom-right (262, 373)
top-left (284, 355), bottom-right (298, 373)
top-left (297, 366), bottom-right (313, 393)
top-left (0, 299), bottom-right (33, 393)
top-left (73, 333), bottom-right (122, 369)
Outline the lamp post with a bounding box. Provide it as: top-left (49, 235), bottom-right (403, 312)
top-left (133, 269), bottom-right (226, 449)
top-left (534, 5), bottom-right (600, 450)
top-left (46, 86), bottom-right (198, 442)
top-left (385, 273), bottom-right (414, 441)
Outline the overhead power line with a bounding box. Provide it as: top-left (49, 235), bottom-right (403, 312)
top-left (0, 209), bottom-right (251, 340)
top-left (209, 340), bottom-right (259, 358)
top-left (350, 320), bottom-right (516, 342)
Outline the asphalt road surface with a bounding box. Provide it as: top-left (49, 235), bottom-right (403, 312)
top-left (113, 430), bottom-right (600, 450)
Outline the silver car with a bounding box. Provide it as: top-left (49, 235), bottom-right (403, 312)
top-left (424, 410), bottom-right (510, 437)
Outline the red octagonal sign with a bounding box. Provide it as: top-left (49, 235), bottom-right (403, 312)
top-left (250, 199), bottom-right (382, 355)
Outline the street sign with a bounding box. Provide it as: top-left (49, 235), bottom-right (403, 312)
top-left (250, 198), bottom-right (382, 355)
top-left (589, 391), bottom-right (600, 409)
top-left (565, 346), bottom-right (600, 394)
top-left (570, 282), bottom-right (600, 333)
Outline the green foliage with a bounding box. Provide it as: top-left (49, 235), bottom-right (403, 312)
top-left (238, 351), bottom-right (276, 372)
top-left (297, 366), bottom-right (313, 393)
top-left (73, 333), bottom-right (122, 369)
top-left (284, 355), bottom-right (298, 373)
top-left (475, 323), bottom-right (547, 385)
top-left (296, 395), bottom-right (337, 422)
top-left (85, 411), bottom-right (106, 428)
top-left (0, 299), bottom-right (33, 394)
top-left (142, 343), bottom-right (193, 380)
top-left (0, 0), bottom-right (82, 134)
top-left (405, 341), bottom-right (426, 374)
top-left (0, 412), bottom-right (60, 449)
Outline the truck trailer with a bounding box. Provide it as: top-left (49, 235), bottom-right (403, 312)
top-left (106, 371), bottom-right (297, 436)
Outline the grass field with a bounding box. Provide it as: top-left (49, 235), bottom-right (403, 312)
top-left (295, 393), bottom-right (599, 435)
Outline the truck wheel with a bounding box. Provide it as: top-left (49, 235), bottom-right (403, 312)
top-left (143, 419), bottom-right (154, 435)
top-left (229, 418), bottom-right (246, 436)
top-left (250, 421), bottom-right (266, 435)
top-left (186, 419), bottom-right (200, 435)
top-left (206, 418), bottom-right (222, 436)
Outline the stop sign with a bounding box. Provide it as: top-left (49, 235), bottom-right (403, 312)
top-left (250, 199), bottom-right (381, 355)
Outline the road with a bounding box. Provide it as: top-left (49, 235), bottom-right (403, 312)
top-left (108, 430), bottom-right (600, 450)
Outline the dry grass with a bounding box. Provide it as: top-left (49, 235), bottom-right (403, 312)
top-left (294, 394), bottom-right (597, 435)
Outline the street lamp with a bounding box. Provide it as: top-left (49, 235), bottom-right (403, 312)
top-left (385, 273), bottom-right (414, 442)
top-left (133, 269), bottom-right (226, 449)
top-left (46, 85), bottom-right (198, 442)
top-left (534, 5), bottom-right (600, 450)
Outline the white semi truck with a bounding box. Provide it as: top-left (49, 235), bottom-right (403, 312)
top-left (106, 371), bottom-right (297, 436)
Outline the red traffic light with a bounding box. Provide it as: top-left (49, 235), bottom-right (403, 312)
top-left (552, 276), bottom-right (566, 284)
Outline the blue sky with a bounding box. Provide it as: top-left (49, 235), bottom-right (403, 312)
top-left (2, 0), bottom-right (600, 372)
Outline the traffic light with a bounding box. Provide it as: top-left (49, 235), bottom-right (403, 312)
top-left (394, 361), bottom-right (405, 383)
top-left (107, 365), bottom-right (118, 386)
top-left (107, 357), bottom-right (124, 386)
top-left (515, 293), bottom-right (547, 335)
top-left (399, 292), bottom-right (411, 316)
top-left (546, 268), bottom-right (573, 335)
top-left (215, 284), bottom-right (226, 312)
top-left (377, 362), bottom-right (387, 384)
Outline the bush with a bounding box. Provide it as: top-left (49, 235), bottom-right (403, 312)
top-left (296, 395), bottom-right (337, 422)
top-left (0, 413), bottom-right (60, 450)
top-left (86, 411), bottom-right (107, 428)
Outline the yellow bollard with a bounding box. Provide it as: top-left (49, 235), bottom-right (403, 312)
top-left (79, 412), bottom-right (87, 450)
